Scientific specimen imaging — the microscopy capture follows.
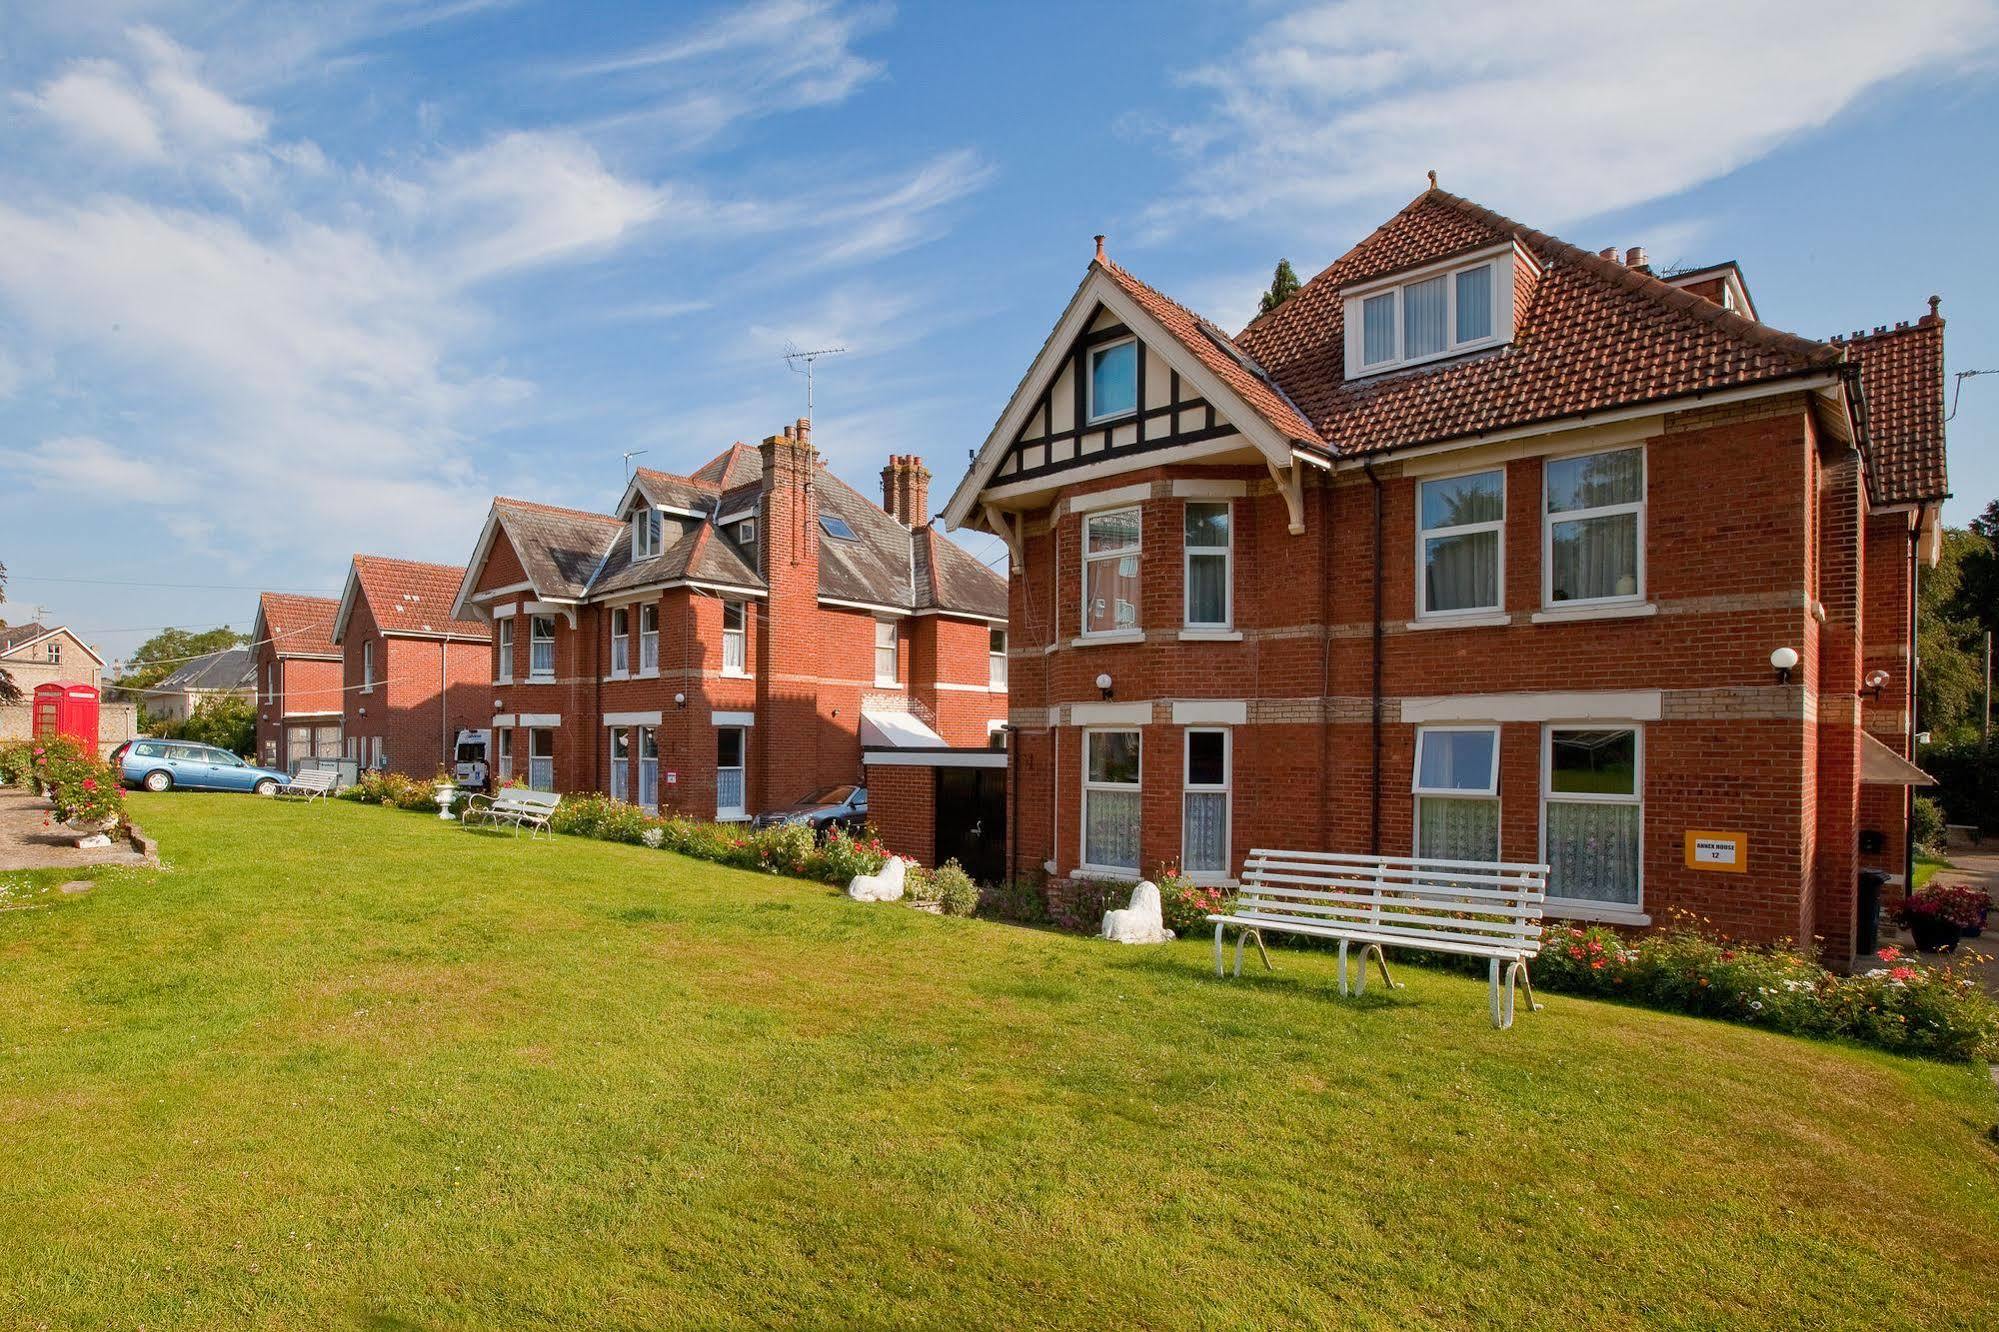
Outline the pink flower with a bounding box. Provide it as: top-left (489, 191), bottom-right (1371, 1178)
top-left (1876, 945), bottom-right (1901, 962)
top-left (1890, 965), bottom-right (1917, 982)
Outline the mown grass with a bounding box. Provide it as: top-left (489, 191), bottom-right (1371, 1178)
top-left (2, 794), bottom-right (1997, 1330)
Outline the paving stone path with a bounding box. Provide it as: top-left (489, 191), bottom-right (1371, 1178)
top-left (0, 787), bottom-right (152, 872)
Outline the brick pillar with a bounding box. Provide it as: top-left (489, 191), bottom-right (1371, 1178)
top-left (880, 455), bottom-right (931, 527)
top-left (1813, 452), bottom-right (1865, 966)
top-left (754, 420), bottom-right (822, 814)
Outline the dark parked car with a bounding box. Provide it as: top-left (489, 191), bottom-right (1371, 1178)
top-left (750, 784), bottom-right (868, 835)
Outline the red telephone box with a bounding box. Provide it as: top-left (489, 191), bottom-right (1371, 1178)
top-left (31, 681), bottom-right (100, 754)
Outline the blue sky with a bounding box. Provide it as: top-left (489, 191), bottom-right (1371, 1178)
top-left (1, 0), bottom-right (1995, 668)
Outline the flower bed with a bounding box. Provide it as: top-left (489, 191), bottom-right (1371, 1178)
top-left (0, 736), bottom-right (129, 836)
top-left (1535, 918), bottom-right (1997, 1063)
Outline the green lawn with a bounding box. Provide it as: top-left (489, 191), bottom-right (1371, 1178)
top-left (1914, 853), bottom-right (1953, 892)
top-left (3, 797), bottom-right (1997, 1330)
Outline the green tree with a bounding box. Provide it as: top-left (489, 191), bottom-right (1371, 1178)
top-left (1917, 525), bottom-right (1995, 740)
top-left (0, 561), bottom-right (17, 705)
top-left (156, 695), bottom-right (256, 756)
top-left (1258, 259), bottom-right (1302, 315)
top-left (111, 626), bottom-right (248, 704)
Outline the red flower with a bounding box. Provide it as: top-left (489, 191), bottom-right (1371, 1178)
top-left (1589, 959), bottom-right (1605, 970)
top-left (1890, 965), bottom-right (1917, 982)
top-left (81, 778), bottom-right (97, 791)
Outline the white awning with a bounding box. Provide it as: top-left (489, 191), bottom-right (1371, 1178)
top-left (1859, 731), bottom-right (1935, 786)
top-left (861, 710), bottom-right (947, 749)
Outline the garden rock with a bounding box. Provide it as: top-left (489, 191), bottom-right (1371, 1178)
top-left (848, 856), bottom-right (907, 903)
top-left (1102, 880), bottom-right (1171, 944)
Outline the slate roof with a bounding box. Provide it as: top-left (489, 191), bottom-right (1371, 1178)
top-left (350, 555), bottom-right (491, 639)
top-left (0, 622), bottom-right (50, 655)
top-left (1231, 188), bottom-right (1844, 456)
top-left (1831, 312), bottom-right (1949, 504)
top-left (156, 646), bottom-right (257, 693)
top-left (256, 593), bottom-right (341, 658)
top-left (490, 498), bottom-right (625, 600)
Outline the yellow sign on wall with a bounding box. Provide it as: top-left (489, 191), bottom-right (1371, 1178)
top-left (1685, 831), bottom-right (1748, 874)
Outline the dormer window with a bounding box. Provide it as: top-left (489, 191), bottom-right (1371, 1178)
top-left (1345, 248), bottom-right (1513, 378)
top-left (1087, 337), bottom-right (1138, 422)
top-left (632, 508), bottom-right (662, 560)
top-left (730, 518), bottom-right (756, 549)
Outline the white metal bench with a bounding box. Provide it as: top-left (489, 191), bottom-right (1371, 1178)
top-left (1209, 849), bottom-right (1550, 1028)
top-left (276, 767), bottom-right (340, 802)
top-left (460, 788), bottom-right (560, 838)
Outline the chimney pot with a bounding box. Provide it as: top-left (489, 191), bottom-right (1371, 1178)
top-left (1625, 246), bottom-right (1648, 269)
top-left (1599, 247), bottom-right (1621, 263)
top-left (1093, 234), bottom-right (1105, 261)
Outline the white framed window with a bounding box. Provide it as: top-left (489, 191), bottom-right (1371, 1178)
top-left (286, 725), bottom-right (309, 767)
top-left (529, 615), bottom-right (555, 680)
top-left (1082, 507), bottom-right (1141, 635)
top-left (610, 607), bottom-right (630, 677)
top-left (730, 518), bottom-right (756, 550)
top-left (496, 728), bottom-right (513, 782)
top-left (370, 736), bottom-right (386, 770)
top-left (1544, 446), bottom-right (1645, 606)
top-left (1347, 255), bottom-right (1505, 377)
top-left (1087, 336), bottom-right (1138, 423)
top-left (639, 727), bottom-right (659, 810)
top-left (873, 618), bottom-right (898, 685)
top-left (1183, 501), bottom-right (1232, 628)
top-left (495, 618), bottom-right (513, 683)
top-left (263, 663), bottom-right (273, 705)
top-left (723, 602), bottom-right (747, 676)
top-left (316, 725), bottom-right (341, 758)
top-left (1418, 469), bottom-right (1505, 617)
top-left (716, 726), bottom-right (746, 818)
top-left (1413, 726), bottom-right (1500, 862)
top-left (48, 641), bottom-right (60, 665)
top-left (528, 728), bottom-right (554, 791)
top-left (609, 727), bottom-right (629, 802)
top-left (361, 641), bottom-right (375, 692)
top-left (639, 603), bottom-right (659, 674)
top-left (1541, 726), bottom-right (1643, 909)
top-left (819, 513), bottom-right (858, 541)
top-left (1182, 729), bottom-right (1230, 876)
top-left (632, 507), bottom-right (661, 560)
top-left (988, 626), bottom-right (1007, 690)
top-left (1082, 728), bottom-right (1141, 872)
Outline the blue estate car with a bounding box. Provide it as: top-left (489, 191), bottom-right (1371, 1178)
top-left (114, 739), bottom-right (291, 795)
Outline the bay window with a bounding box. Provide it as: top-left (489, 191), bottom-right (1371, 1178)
top-left (528, 728), bottom-right (553, 791)
top-left (874, 618), bottom-right (898, 685)
top-left (1418, 469), bottom-right (1505, 616)
top-left (1087, 337), bottom-right (1137, 422)
top-left (1082, 729), bottom-right (1141, 872)
top-left (495, 617), bottom-right (513, 683)
top-left (610, 607), bottom-right (630, 677)
top-left (1182, 729), bottom-right (1230, 876)
top-left (723, 602), bottom-right (747, 675)
top-left (529, 615), bottom-right (555, 680)
top-left (1413, 726), bottom-right (1500, 862)
top-left (639, 604), bottom-right (659, 673)
top-left (1542, 727), bottom-right (1643, 909)
top-left (1083, 508), bottom-right (1141, 636)
top-left (1183, 501), bottom-right (1232, 628)
top-left (609, 727), bottom-right (629, 802)
top-left (1545, 447), bottom-right (1645, 605)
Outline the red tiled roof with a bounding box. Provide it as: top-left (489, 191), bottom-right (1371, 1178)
top-left (351, 555), bottom-right (490, 639)
top-left (1095, 257), bottom-right (1322, 446)
top-left (1832, 313), bottom-right (1948, 504)
top-left (1232, 189), bottom-right (1844, 456)
top-left (257, 592), bottom-right (340, 658)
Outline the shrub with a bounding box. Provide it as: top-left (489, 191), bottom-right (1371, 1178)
top-left (976, 874), bottom-right (1050, 925)
top-left (1533, 920), bottom-right (1997, 1062)
top-left (1153, 863), bottom-right (1231, 938)
top-left (1052, 877), bottom-right (1131, 934)
top-left (1897, 883), bottom-right (1992, 933)
top-left (927, 860), bottom-right (979, 917)
top-left (817, 825), bottom-right (889, 884)
top-left (340, 770), bottom-right (441, 812)
top-left (1910, 795), bottom-right (1948, 853)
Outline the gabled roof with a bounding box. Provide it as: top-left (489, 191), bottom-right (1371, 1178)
top-left (688, 443), bottom-right (761, 489)
top-left (0, 622), bottom-right (106, 665)
top-left (255, 593), bottom-right (341, 658)
top-left (631, 467), bottom-right (722, 514)
top-left (589, 508), bottom-right (765, 598)
top-left (335, 555), bottom-right (491, 644)
top-left (1832, 311), bottom-right (1948, 505)
top-left (491, 498), bottom-right (626, 600)
top-left (156, 646), bottom-right (257, 693)
top-left (1233, 188), bottom-right (1844, 456)
top-left (914, 526), bottom-right (1008, 620)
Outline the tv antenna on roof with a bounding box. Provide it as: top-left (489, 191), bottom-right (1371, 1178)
top-left (622, 449), bottom-right (649, 478)
top-left (783, 342), bottom-right (848, 424)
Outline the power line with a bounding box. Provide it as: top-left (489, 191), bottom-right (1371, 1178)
top-left (6, 573), bottom-right (339, 593)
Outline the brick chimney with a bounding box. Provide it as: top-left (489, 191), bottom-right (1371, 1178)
top-left (880, 454), bottom-right (932, 527)
top-left (758, 418), bottom-right (820, 585)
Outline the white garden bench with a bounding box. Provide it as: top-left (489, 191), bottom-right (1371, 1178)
top-left (275, 767), bottom-right (340, 802)
top-left (460, 788), bottom-right (560, 839)
top-left (1209, 849), bottom-right (1550, 1028)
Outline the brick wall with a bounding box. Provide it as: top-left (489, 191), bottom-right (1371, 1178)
top-left (340, 590), bottom-right (493, 779)
top-left (865, 763), bottom-right (935, 867)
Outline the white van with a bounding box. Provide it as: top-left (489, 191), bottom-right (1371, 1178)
top-left (452, 729), bottom-right (490, 788)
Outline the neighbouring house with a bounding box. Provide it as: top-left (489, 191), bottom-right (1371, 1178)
top-left (448, 424), bottom-right (1009, 821)
top-left (252, 593), bottom-right (346, 772)
top-left (942, 188), bottom-right (1947, 966)
top-left (331, 556), bottom-right (492, 778)
top-left (146, 646), bottom-right (257, 724)
top-left (0, 621), bottom-right (136, 757)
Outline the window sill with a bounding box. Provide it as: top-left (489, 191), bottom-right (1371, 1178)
top-left (1076, 863), bottom-right (1140, 880)
top-left (1530, 602), bottom-right (1656, 625)
top-left (527, 674), bottom-right (556, 684)
top-left (720, 670), bottom-right (753, 681)
top-left (1177, 628), bottom-right (1243, 642)
top-left (717, 813), bottom-right (749, 824)
top-left (1405, 612), bottom-right (1510, 631)
top-left (1542, 898), bottom-right (1651, 927)
top-left (989, 684), bottom-right (1007, 694)
top-left (1070, 631), bottom-right (1144, 647)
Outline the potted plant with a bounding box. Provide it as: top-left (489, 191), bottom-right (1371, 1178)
top-left (1896, 884), bottom-right (1987, 953)
top-left (432, 768), bottom-right (458, 821)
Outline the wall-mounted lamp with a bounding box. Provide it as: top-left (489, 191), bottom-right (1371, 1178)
top-left (674, 692), bottom-right (687, 708)
top-left (357, 705), bottom-right (368, 717)
top-left (1862, 668), bottom-right (1890, 700)
top-left (1770, 646), bottom-right (1799, 685)
top-left (1095, 672), bottom-right (1114, 700)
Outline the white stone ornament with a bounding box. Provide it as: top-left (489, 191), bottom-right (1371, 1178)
top-left (848, 856), bottom-right (908, 903)
top-left (1101, 879), bottom-right (1171, 944)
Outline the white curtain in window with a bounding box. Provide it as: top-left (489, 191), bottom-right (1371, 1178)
top-left (1550, 512), bottom-right (1639, 601)
top-left (610, 730), bottom-right (629, 802)
top-left (1363, 293), bottom-right (1395, 364)
top-left (1183, 792), bottom-right (1226, 872)
top-left (640, 607), bottom-right (659, 673)
top-left (1546, 802), bottom-right (1641, 904)
top-left (638, 729), bottom-right (658, 810)
top-left (1085, 789), bottom-right (1140, 870)
top-left (1455, 265), bottom-right (1493, 343)
top-left (1419, 796), bottom-right (1499, 861)
top-left (1424, 532), bottom-right (1499, 612)
top-left (1403, 274), bottom-right (1448, 358)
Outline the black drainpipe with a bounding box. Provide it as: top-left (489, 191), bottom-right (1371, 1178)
top-left (1364, 460), bottom-right (1385, 856)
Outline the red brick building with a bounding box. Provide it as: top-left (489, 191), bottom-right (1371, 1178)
top-left (250, 592), bottom-right (344, 771)
top-left (942, 190), bottom-right (1947, 965)
top-left (330, 556), bottom-right (492, 777)
top-left (448, 424), bottom-right (1008, 819)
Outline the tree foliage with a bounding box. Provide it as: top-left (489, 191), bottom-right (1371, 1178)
top-left (1258, 259), bottom-right (1302, 315)
top-left (151, 695), bottom-right (257, 757)
top-left (0, 561), bottom-right (18, 706)
top-left (1917, 522), bottom-right (1997, 741)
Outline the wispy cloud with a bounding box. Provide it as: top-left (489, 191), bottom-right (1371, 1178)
top-left (1149, 0), bottom-right (1999, 240)
top-left (17, 26), bottom-right (269, 164)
